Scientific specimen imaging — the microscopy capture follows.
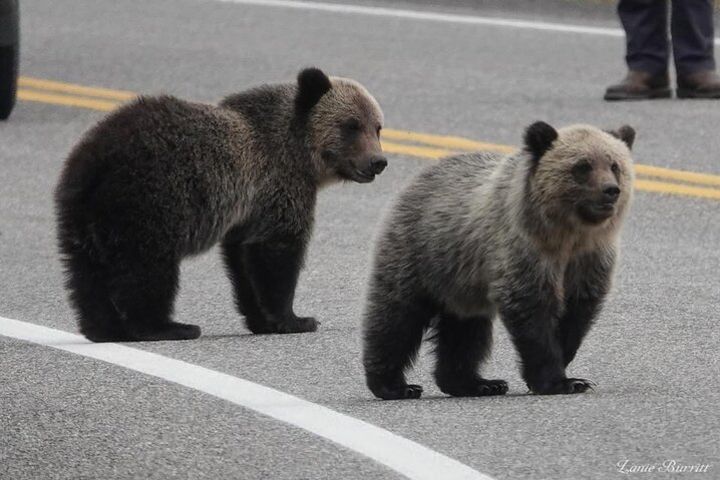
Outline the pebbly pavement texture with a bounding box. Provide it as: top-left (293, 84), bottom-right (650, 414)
top-left (1, 0), bottom-right (719, 479)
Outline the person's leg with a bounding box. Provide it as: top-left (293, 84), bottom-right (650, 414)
top-left (671, 0), bottom-right (715, 75)
top-left (620, 0), bottom-right (671, 75)
top-left (672, 0), bottom-right (720, 98)
top-left (606, 0), bottom-right (672, 100)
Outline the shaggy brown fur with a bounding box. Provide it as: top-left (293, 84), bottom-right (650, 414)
top-left (56, 68), bottom-right (387, 342)
top-left (363, 121), bottom-right (635, 399)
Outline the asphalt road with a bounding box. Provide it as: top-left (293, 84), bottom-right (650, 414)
top-left (1, 1), bottom-right (719, 479)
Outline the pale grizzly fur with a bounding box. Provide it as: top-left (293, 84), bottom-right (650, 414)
top-left (362, 122), bottom-right (634, 400)
top-left (56, 68), bottom-right (387, 342)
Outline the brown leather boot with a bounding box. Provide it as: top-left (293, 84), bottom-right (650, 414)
top-left (604, 70), bottom-right (671, 101)
top-left (676, 70), bottom-right (720, 99)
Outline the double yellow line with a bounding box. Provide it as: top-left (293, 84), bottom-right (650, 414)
top-left (381, 129), bottom-right (720, 200)
top-left (18, 77), bottom-right (135, 110)
top-left (17, 76), bottom-right (720, 201)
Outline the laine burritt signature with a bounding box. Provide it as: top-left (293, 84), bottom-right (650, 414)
top-left (617, 460), bottom-right (712, 475)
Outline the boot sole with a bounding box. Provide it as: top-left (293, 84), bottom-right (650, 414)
top-left (676, 88), bottom-right (720, 99)
top-left (604, 88), bottom-right (672, 101)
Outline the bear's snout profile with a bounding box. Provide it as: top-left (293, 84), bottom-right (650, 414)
top-left (369, 156), bottom-right (388, 175)
top-left (350, 154), bottom-right (387, 183)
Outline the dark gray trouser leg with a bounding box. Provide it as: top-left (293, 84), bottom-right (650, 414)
top-left (671, 0), bottom-right (716, 75)
top-left (618, 0), bottom-right (670, 75)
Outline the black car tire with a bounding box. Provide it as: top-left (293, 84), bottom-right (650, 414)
top-left (0, 0), bottom-right (19, 120)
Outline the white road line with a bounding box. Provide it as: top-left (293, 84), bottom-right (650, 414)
top-left (204, 0), bottom-right (720, 45)
top-left (0, 315), bottom-right (494, 480)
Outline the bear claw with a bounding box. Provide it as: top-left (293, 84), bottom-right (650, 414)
top-left (404, 385), bottom-right (423, 399)
top-left (370, 383), bottom-right (423, 400)
top-left (439, 378), bottom-right (509, 397)
top-left (567, 378), bottom-right (595, 393)
top-left (529, 377), bottom-right (595, 395)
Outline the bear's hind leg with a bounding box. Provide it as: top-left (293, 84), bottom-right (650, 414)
top-left (221, 239), bottom-right (267, 332)
top-left (432, 313), bottom-right (507, 397)
top-left (63, 248), bottom-right (130, 342)
top-left (108, 256), bottom-right (200, 342)
top-left (363, 294), bottom-right (435, 400)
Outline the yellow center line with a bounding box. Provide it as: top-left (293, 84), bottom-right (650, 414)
top-left (635, 179), bottom-right (720, 200)
top-left (381, 141), bottom-right (455, 160)
top-left (18, 77), bottom-right (137, 101)
top-left (13, 76), bottom-right (720, 201)
top-left (383, 128), bottom-right (516, 154)
top-left (385, 138), bottom-right (720, 189)
top-left (634, 164), bottom-right (720, 188)
top-left (17, 89), bottom-right (120, 112)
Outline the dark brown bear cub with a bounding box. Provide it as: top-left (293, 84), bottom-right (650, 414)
top-left (363, 122), bottom-right (634, 399)
top-left (56, 68), bottom-right (386, 342)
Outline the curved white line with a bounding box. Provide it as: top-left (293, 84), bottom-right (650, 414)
top-left (203, 0), bottom-right (720, 45)
top-left (0, 316), bottom-right (494, 480)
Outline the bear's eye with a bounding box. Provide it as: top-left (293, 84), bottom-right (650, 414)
top-left (343, 119), bottom-right (363, 132)
top-left (572, 160), bottom-right (593, 181)
top-left (376, 125), bottom-right (382, 138)
top-left (611, 162), bottom-right (620, 175)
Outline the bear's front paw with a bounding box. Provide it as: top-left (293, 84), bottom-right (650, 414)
top-left (276, 315), bottom-right (319, 334)
top-left (439, 377), bottom-right (509, 397)
top-left (366, 372), bottom-right (423, 400)
top-left (129, 322), bottom-right (202, 342)
top-left (371, 383), bottom-right (423, 400)
top-left (529, 377), bottom-right (595, 395)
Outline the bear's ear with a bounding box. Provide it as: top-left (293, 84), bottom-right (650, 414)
top-left (523, 121), bottom-right (558, 161)
top-left (606, 125), bottom-right (636, 150)
top-left (295, 67), bottom-right (332, 114)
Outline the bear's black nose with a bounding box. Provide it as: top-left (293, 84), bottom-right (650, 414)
top-left (371, 156), bottom-right (388, 175)
top-left (602, 184), bottom-right (621, 203)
